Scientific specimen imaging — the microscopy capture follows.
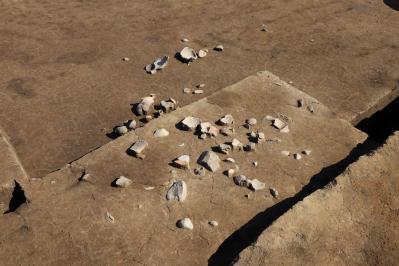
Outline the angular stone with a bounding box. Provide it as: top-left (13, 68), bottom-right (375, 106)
top-left (246, 118), bottom-right (257, 126)
top-left (303, 149), bottom-right (312, 155)
top-left (166, 180), bottom-right (187, 202)
top-left (176, 218), bottom-right (193, 230)
top-left (154, 128), bottom-right (169, 138)
top-left (135, 95), bottom-right (155, 115)
top-left (198, 151), bottom-right (220, 172)
top-left (208, 220), bottom-right (218, 227)
top-left (220, 127), bottom-right (235, 136)
top-left (180, 116), bottom-right (201, 131)
top-left (217, 114), bottom-right (234, 126)
top-left (231, 139), bottom-right (243, 150)
top-left (129, 140), bottom-right (148, 157)
top-left (223, 157), bottom-right (236, 163)
top-left (273, 118), bottom-right (286, 130)
top-left (234, 175), bottom-right (249, 187)
top-left (270, 187), bottom-right (279, 198)
top-left (173, 155), bottom-right (190, 169)
top-left (281, 150), bottom-right (290, 156)
top-left (218, 143), bottom-right (232, 154)
top-left (126, 120), bottom-right (137, 130)
top-left (244, 142), bottom-right (256, 152)
top-left (115, 126), bottom-right (128, 136)
top-left (294, 153), bottom-right (302, 160)
top-left (114, 176), bottom-right (132, 188)
top-left (248, 179), bottom-right (266, 191)
top-left (193, 167), bottom-right (206, 176)
top-left (214, 44), bottom-right (224, 51)
top-left (180, 47), bottom-right (198, 62)
top-left (105, 212), bottom-right (115, 223)
top-left (183, 88), bottom-right (191, 94)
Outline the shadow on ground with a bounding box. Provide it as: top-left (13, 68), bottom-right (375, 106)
top-left (384, 0), bottom-right (399, 11)
top-left (208, 137), bottom-right (379, 266)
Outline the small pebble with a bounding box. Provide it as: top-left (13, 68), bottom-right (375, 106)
top-left (223, 157), bottom-right (236, 163)
top-left (122, 57), bottom-right (130, 61)
top-left (308, 105), bottom-right (315, 113)
top-left (183, 87), bottom-right (192, 94)
top-left (209, 220), bottom-right (219, 227)
top-left (294, 153), bottom-right (302, 160)
top-left (270, 187), bottom-right (279, 198)
top-left (181, 38), bottom-right (189, 42)
top-left (193, 89), bottom-right (204, 94)
top-left (197, 84), bottom-right (205, 88)
top-left (177, 218), bottom-right (193, 230)
top-left (114, 176), bottom-right (132, 188)
top-left (126, 120), bottom-right (137, 130)
top-left (252, 161), bottom-right (258, 167)
top-left (214, 44), bottom-right (224, 51)
top-left (303, 149), bottom-right (312, 155)
top-left (281, 150), bottom-right (290, 156)
top-left (105, 212), bottom-right (115, 223)
top-left (198, 49), bottom-right (207, 58)
top-left (246, 118), bottom-right (257, 126)
top-left (115, 126), bottom-right (128, 136)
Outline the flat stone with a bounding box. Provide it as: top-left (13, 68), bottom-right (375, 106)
top-left (166, 180), bottom-right (187, 202)
top-left (273, 118), bottom-right (286, 130)
top-left (176, 218), bottom-right (193, 230)
top-left (218, 143), bottom-right (232, 154)
top-left (198, 151), bottom-right (220, 172)
top-left (180, 116), bottom-right (201, 131)
top-left (248, 179), bottom-right (266, 191)
top-left (173, 155), bottom-right (190, 169)
top-left (114, 176), bottom-right (132, 188)
top-left (197, 84), bottom-right (205, 88)
top-left (154, 128), bottom-right (170, 138)
top-left (193, 89), bottom-right (204, 94)
top-left (129, 140), bottom-right (149, 157)
top-left (193, 167), bottom-right (206, 176)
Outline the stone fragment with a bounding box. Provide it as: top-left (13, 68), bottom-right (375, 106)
top-left (197, 84), bottom-right (205, 88)
top-left (209, 220), bottom-right (218, 227)
top-left (160, 99), bottom-right (177, 113)
top-left (270, 187), bottom-right (278, 198)
top-left (220, 127), bottom-right (235, 136)
top-left (280, 125), bottom-right (290, 133)
top-left (126, 120), bottom-right (137, 130)
top-left (223, 157), bottom-right (236, 163)
top-left (303, 149), bottom-right (312, 155)
top-left (154, 128), bottom-right (170, 137)
top-left (173, 155), bottom-right (190, 169)
top-left (144, 115), bottom-right (153, 122)
top-left (273, 118), bottom-right (286, 130)
top-left (214, 44), bottom-right (224, 51)
top-left (193, 167), bottom-right (206, 176)
top-left (308, 104), bottom-right (315, 113)
top-left (180, 116), bottom-right (201, 131)
top-left (135, 95), bottom-right (155, 115)
top-left (294, 153), bottom-right (302, 160)
top-left (297, 99), bottom-right (305, 108)
top-left (200, 133), bottom-right (207, 140)
top-left (198, 49), bottom-right (207, 58)
top-left (145, 56), bottom-right (169, 74)
top-left (253, 161), bottom-right (258, 167)
top-left (281, 150), bottom-right (290, 156)
top-left (180, 47), bottom-right (198, 62)
top-left (225, 168), bottom-right (236, 178)
top-left (114, 176), bottom-right (132, 188)
top-left (198, 151), bottom-right (220, 172)
top-left (144, 186), bottom-right (155, 190)
top-left (231, 139), bottom-right (243, 150)
top-left (244, 142), bottom-right (256, 152)
top-left (122, 57), bottom-right (130, 61)
top-left (105, 212), bottom-right (115, 223)
top-left (234, 175), bottom-right (249, 187)
top-left (246, 118), bottom-right (257, 126)
top-left (265, 115), bottom-right (276, 121)
top-left (181, 38), bottom-right (189, 42)
top-left (193, 89), bottom-right (204, 94)
top-left (217, 114), bottom-right (234, 125)
top-left (183, 88), bottom-right (191, 94)
top-left (115, 126), bottom-right (128, 136)
top-left (176, 218), bottom-right (193, 230)
top-left (166, 180), bottom-right (187, 201)
top-left (248, 179), bottom-right (266, 191)
top-left (129, 140), bottom-right (149, 157)
top-left (79, 173), bottom-right (91, 182)
top-left (218, 143), bottom-right (232, 154)
top-left (261, 24), bottom-right (268, 32)
top-left (198, 122), bottom-right (218, 137)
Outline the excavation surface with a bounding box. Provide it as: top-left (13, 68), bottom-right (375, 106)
top-left (0, 72), bottom-right (367, 265)
top-left (0, 0), bottom-right (398, 178)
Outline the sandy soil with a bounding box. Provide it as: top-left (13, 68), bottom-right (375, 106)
top-left (0, 0), bottom-right (398, 178)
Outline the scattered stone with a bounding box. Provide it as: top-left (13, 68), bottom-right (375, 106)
top-left (198, 151), bottom-right (220, 172)
top-left (303, 149), bottom-right (312, 155)
top-left (193, 89), bottom-right (204, 94)
top-left (280, 125), bottom-right (290, 133)
top-left (246, 118), bottom-right (257, 127)
top-left (176, 218), bottom-right (193, 230)
top-left (308, 104), bottom-right (315, 113)
top-left (248, 179), bottom-right (266, 191)
top-left (173, 155), bottom-right (190, 169)
top-left (180, 47), bottom-right (198, 62)
top-left (198, 122), bottom-right (218, 138)
top-left (231, 139), bottom-right (244, 150)
top-left (144, 186), bottom-right (155, 190)
top-left (249, 131), bottom-right (265, 143)
top-left (122, 57), bottom-right (130, 61)
top-left (270, 187), bottom-right (279, 198)
top-left (253, 161), bottom-right (258, 167)
top-left (218, 114), bottom-right (234, 125)
top-left (180, 116), bottom-right (201, 131)
top-left (273, 118), bottom-right (286, 130)
top-left (79, 173), bottom-right (91, 182)
top-left (214, 44), bottom-right (224, 51)
top-left (183, 87), bottom-right (192, 94)
top-left (198, 49), bottom-right (207, 58)
top-left (145, 56), bottom-right (169, 74)
top-left (209, 220), bottom-right (218, 227)
top-left (129, 140), bottom-right (149, 158)
top-left (223, 157), bottom-right (236, 163)
top-left (178, 143), bottom-right (185, 147)
top-left (144, 115), bottom-right (153, 122)
top-left (126, 120), bottom-right (137, 130)
top-left (166, 180), bottom-right (187, 201)
top-left (105, 212), bottom-right (115, 223)
top-left (225, 168), bottom-right (236, 178)
top-left (265, 115), bottom-right (276, 121)
top-left (244, 142), bottom-right (256, 152)
top-left (197, 83), bottom-right (205, 88)
top-left (181, 38), bottom-right (189, 42)
top-left (200, 133), bottom-right (207, 140)
top-left (261, 24), bottom-right (268, 32)
top-left (115, 126), bottom-right (128, 136)
top-left (160, 98), bottom-right (177, 113)
top-left (114, 176), bottom-right (132, 188)
top-left (281, 150), bottom-right (290, 156)
top-left (220, 127), bottom-right (235, 136)
top-left (193, 167), bottom-right (206, 176)
top-left (297, 99), bottom-right (305, 108)
top-left (234, 175), bottom-right (249, 187)
top-left (154, 128), bottom-right (170, 137)
top-left (135, 95), bottom-right (155, 115)
top-left (294, 153), bottom-right (302, 160)
top-left (218, 143), bottom-right (232, 154)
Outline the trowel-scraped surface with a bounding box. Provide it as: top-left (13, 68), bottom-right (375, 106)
top-left (236, 132), bottom-right (399, 266)
top-left (0, 71), bottom-right (366, 265)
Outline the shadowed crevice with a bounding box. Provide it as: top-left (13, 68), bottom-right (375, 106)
top-left (3, 181), bottom-right (27, 214)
